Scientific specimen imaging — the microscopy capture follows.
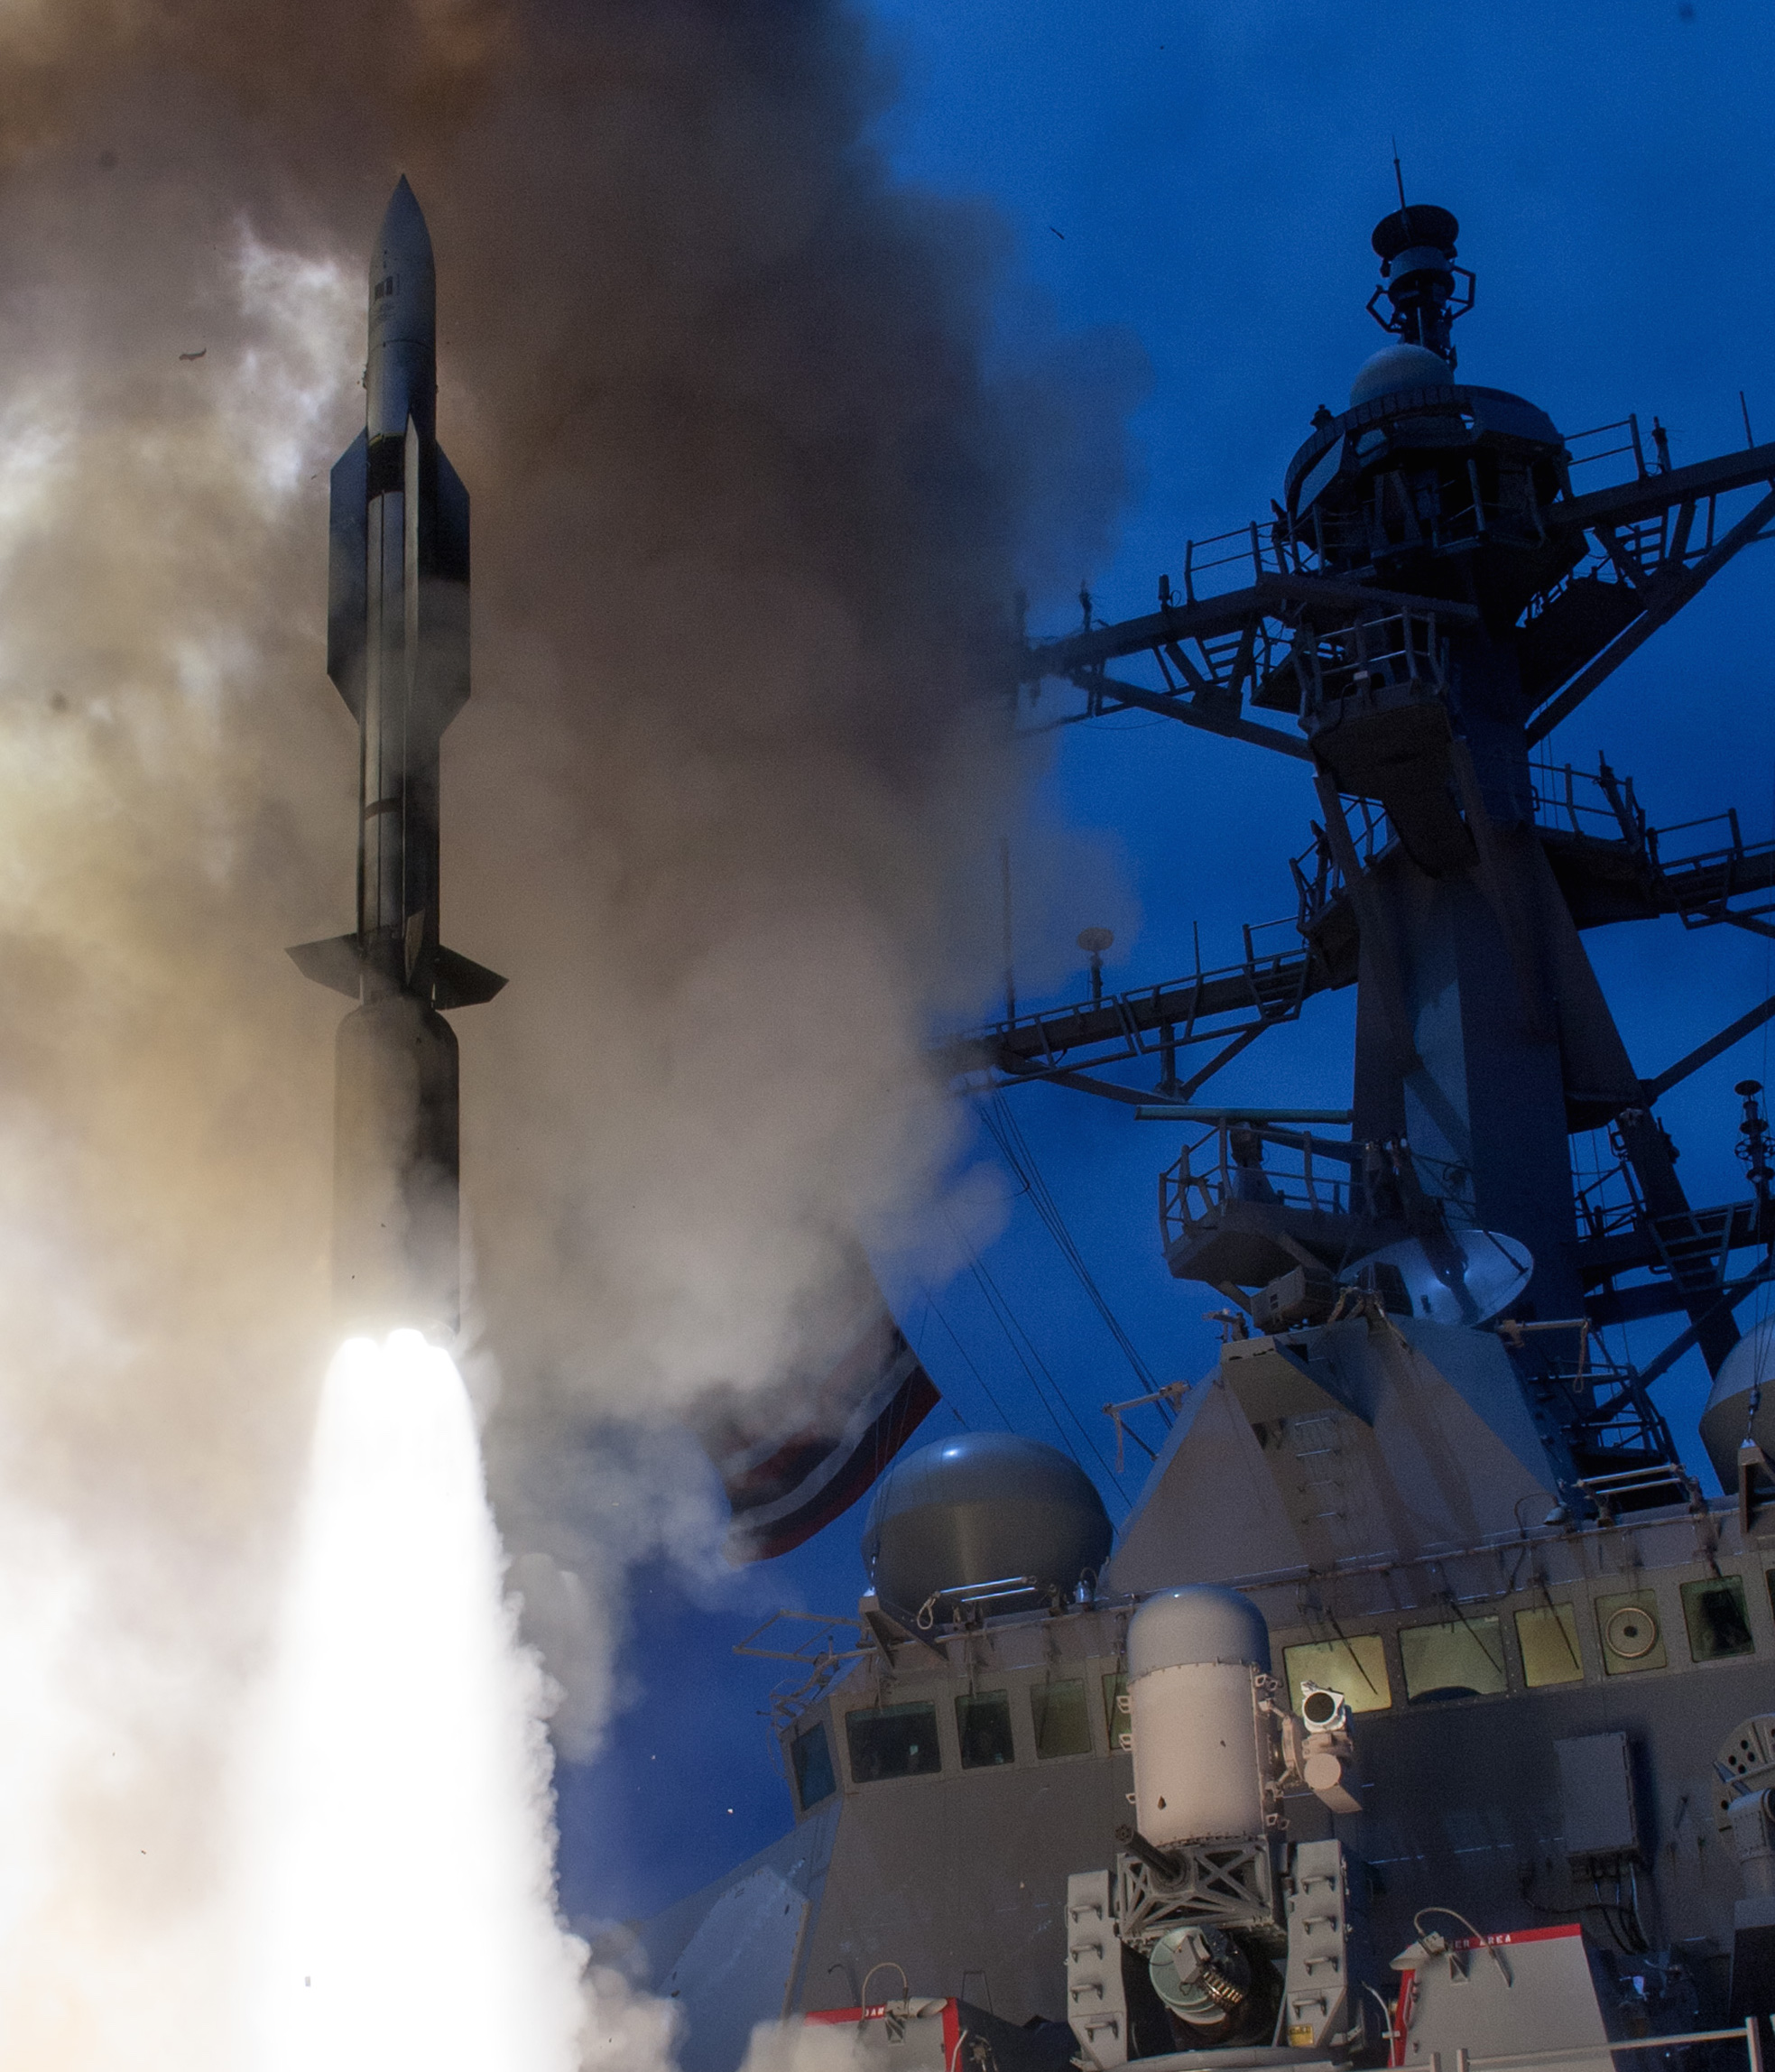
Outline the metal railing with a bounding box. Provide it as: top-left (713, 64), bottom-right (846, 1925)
top-left (1157, 1122), bottom-right (1473, 1247)
top-left (1562, 412), bottom-right (1653, 484)
top-left (945, 921), bottom-right (1319, 1083)
top-left (733, 1608), bottom-right (867, 1725)
top-left (1571, 1151), bottom-right (1645, 1247)
top-left (1171, 518), bottom-right (1309, 606)
top-left (1446, 2015), bottom-right (1768, 2072)
top-left (1529, 758), bottom-right (1649, 847)
top-left (1159, 1120), bottom-right (1363, 1244)
top-left (1293, 608), bottom-right (1451, 722)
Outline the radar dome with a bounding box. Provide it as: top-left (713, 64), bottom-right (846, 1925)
top-left (861, 1430), bottom-right (1112, 1623)
top-left (1699, 1315), bottom-right (1775, 1490)
top-left (1349, 342), bottom-right (1455, 409)
top-left (1128, 1584), bottom-right (1271, 1679)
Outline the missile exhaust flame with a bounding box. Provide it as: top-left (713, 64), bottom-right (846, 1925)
top-left (245, 1331), bottom-right (587, 2072)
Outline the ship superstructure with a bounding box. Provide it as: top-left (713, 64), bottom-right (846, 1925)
top-left (638, 202), bottom-right (1775, 2072)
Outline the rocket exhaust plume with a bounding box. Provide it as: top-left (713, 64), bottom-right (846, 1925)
top-left (291, 178), bottom-right (503, 1342)
top-left (244, 1333), bottom-right (587, 2071)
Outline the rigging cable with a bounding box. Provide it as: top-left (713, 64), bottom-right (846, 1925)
top-left (917, 1281), bottom-right (1017, 1435)
top-left (980, 1089), bottom-right (1172, 1421)
top-left (940, 1207), bottom-right (1132, 1503)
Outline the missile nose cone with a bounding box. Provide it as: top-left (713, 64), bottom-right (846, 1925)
top-left (368, 174), bottom-right (436, 371)
top-left (365, 176), bottom-right (437, 439)
top-left (374, 175), bottom-right (434, 279)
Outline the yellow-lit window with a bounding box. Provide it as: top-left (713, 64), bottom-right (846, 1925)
top-left (1515, 1603), bottom-right (1584, 1687)
top-left (1399, 1615), bottom-right (1506, 1703)
top-left (1282, 1634), bottom-right (1391, 1714)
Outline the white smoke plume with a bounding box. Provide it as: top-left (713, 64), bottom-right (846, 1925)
top-left (0, 2), bottom-right (1140, 2064)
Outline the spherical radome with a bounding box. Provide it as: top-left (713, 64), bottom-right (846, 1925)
top-left (861, 1430), bottom-right (1113, 1621)
top-left (1349, 342), bottom-right (1456, 409)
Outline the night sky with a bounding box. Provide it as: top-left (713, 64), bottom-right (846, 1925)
top-left (556, 0), bottom-right (1775, 1936)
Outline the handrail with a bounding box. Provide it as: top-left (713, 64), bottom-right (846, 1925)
top-left (1457, 2016), bottom-right (1767, 2070)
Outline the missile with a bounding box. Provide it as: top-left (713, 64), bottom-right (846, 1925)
top-left (291, 177), bottom-right (504, 1340)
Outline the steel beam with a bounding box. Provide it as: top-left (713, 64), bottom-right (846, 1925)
top-left (1528, 484), bottom-right (1775, 744)
top-left (1547, 439), bottom-right (1775, 535)
top-left (1022, 573), bottom-right (1477, 682)
top-left (1063, 671), bottom-right (1312, 760)
top-left (1642, 992), bottom-right (1775, 1104)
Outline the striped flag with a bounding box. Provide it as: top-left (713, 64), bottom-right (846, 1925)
top-left (693, 1265), bottom-right (939, 1562)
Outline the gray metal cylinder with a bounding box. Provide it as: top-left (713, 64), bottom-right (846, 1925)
top-left (333, 994), bottom-right (459, 1340)
top-left (1128, 1585), bottom-right (1272, 1679)
top-left (1126, 1587), bottom-right (1274, 1848)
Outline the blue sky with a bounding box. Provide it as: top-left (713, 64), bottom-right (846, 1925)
top-left (557, 0), bottom-right (1775, 1929)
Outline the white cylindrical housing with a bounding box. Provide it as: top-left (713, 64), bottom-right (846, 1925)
top-left (1126, 1586), bottom-right (1272, 1848)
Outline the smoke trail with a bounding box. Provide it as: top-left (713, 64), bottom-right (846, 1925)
top-left (0, 2), bottom-right (1141, 2059)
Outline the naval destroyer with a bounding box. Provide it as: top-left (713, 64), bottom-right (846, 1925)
top-left (639, 198), bottom-right (1775, 2072)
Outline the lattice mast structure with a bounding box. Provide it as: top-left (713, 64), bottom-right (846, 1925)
top-left (961, 203), bottom-right (1775, 1496)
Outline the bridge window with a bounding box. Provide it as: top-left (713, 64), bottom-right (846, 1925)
top-left (1103, 1672), bottom-right (1130, 1750)
top-left (1682, 1577), bottom-right (1754, 1663)
top-left (1032, 1679), bottom-right (1092, 1759)
top-left (790, 1720), bottom-right (836, 1810)
top-left (1283, 1634), bottom-right (1391, 1714)
top-left (1596, 1590), bottom-right (1667, 1675)
top-left (1399, 1614), bottom-right (1507, 1703)
top-left (846, 1701), bottom-right (941, 1783)
top-left (1515, 1603), bottom-right (1584, 1687)
top-left (955, 1690), bottom-right (1014, 1769)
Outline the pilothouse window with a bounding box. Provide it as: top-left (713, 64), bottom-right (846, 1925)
top-left (1682, 1577), bottom-right (1754, 1663)
top-left (1596, 1590), bottom-right (1668, 1676)
top-left (1399, 1614), bottom-right (1507, 1703)
top-left (955, 1690), bottom-right (1014, 1769)
top-left (846, 1701), bottom-right (941, 1783)
top-left (1515, 1603), bottom-right (1584, 1688)
top-left (1283, 1634), bottom-right (1391, 1714)
top-left (790, 1720), bottom-right (836, 1810)
top-left (1031, 1679), bottom-right (1092, 1759)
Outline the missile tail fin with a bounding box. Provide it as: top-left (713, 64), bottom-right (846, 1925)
top-left (327, 430), bottom-right (369, 718)
top-left (289, 933), bottom-right (365, 999)
top-left (431, 945), bottom-right (506, 1009)
top-left (432, 443), bottom-right (471, 730)
top-left (291, 933), bottom-right (504, 1010)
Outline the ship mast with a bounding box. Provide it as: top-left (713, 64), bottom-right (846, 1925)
top-left (958, 202), bottom-right (1775, 1502)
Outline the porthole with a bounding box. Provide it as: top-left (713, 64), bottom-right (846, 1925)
top-left (1605, 1605), bottom-right (1658, 1660)
top-left (1598, 1591), bottom-right (1668, 1675)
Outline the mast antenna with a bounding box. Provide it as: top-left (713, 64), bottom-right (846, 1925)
top-left (1391, 138), bottom-right (1409, 214)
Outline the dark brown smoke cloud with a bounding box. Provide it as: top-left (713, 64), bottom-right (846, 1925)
top-left (0, 0), bottom-right (1139, 2033)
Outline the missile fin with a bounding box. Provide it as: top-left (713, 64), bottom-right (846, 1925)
top-left (433, 443), bottom-right (471, 730)
top-left (431, 946), bottom-right (506, 1009)
top-left (288, 932), bottom-right (364, 999)
top-left (327, 430), bottom-right (369, 718)
top-left (436, 444), bottom-right (469, 586)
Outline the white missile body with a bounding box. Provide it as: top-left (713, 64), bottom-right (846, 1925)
top-left (291, 179), bottom-right (504, 1338)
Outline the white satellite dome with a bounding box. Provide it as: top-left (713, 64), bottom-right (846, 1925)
top-left (1349, 341), bottom-right (1456, 408)
top-left (1699, 1312), bottom-right (1775, 1489)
